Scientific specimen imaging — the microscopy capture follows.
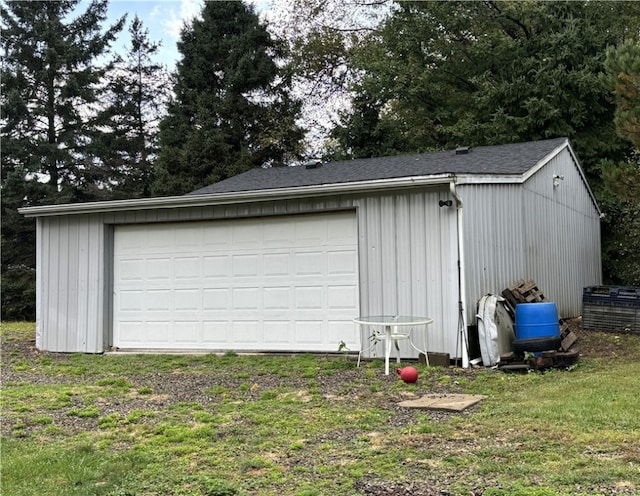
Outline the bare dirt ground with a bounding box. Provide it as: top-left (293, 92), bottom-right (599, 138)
top-left (0, 328), bottom-right (471, 436)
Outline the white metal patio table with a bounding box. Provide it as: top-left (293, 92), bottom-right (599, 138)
top-left (353, 315), bottom-right (434, 375)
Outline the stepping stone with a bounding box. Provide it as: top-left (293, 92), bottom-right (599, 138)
top-left (397, 393), bottom-right (487, 412)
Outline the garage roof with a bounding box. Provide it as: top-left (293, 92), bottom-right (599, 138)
top-left (20, 137), bottom-right (576, 218)
top-left (190, 137), bottom-right (569, 195)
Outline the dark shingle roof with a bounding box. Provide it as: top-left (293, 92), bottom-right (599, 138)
top-left (189, 137), bottom-right (568, 195)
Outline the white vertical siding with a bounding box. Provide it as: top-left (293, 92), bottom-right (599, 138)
top-left (37, 216), bottom-right (106, 352)
top-left (459, 183), bottom-right (526, 322)
top-left (35, 219), bottom-right (44, 349)
top-left (460, 148), bottom-right (601, 321)
top-left (521, 151), bottom-right (601, 316)
top-left (355, 188), bottom-right (459, 357)
top-left (35, 187), bottom-right (460, 356)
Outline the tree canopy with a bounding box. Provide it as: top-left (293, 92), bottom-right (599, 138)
top-left (606, 41), bottom-right (640, 151)
top-left (1, 0), bottom-right (125, 319)
top-left (152, 1), bottom-right (305, 196)
top-left (601, 41), bottom-right (640, 285)
top-left (329, 1), bottom-right (639, 179)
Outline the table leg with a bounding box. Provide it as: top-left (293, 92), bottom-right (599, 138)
top-left (407, 325), bottom-right (430, 366)
top-left (385, 325), bottom-right (392, 375)
top-left (423, 326), bottom-right (430, 366)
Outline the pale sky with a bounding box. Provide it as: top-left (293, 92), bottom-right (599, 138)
top-left (94, 0), bottom-right (273, 70)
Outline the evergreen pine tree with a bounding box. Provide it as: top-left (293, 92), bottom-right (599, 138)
top-left (600, 41), bottom-right (640, 285)
top-left (1, 0), bottom-right (124, 319)
top-left (606, 42), bottom-right (640, 150)
top-left (92, 15), bottom-right (169, 199)
top-left (153, 1), bottom-right (304, 196)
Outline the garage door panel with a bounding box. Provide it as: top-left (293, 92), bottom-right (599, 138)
top-left (263, 220), bottom-right (293, 243)
top-left (232, 287), bottom-right (259, 310)
top-left (294, 252), bottom-right (323, 275)
top-left (174, 257), bottom-right (200, 279)
top-left (147, 258), bottom-right (172, 280)
top-left (328, 320), bottom-right (357, 344)
top-left (146, 290), bottom-right (172, 311)
top-left (175, 289), bottom-right (199, 311)
top-left (203, 321), bottom-right (228, 344)
top-left (174, 321), bottom-right (199, 343)
top-left (119, 290), bottom-right (144, 311)
top-left (113, 212), bottom-right (358, 351)
top-left (263, 287), bottom-right (290, 310)
top-left (263, 253), bottom-right (290, 276)
top-left (233, 321), bottom-right (260, 344)
top-left (119, 259), bottom-right (145, 281)
top-left (175, 226), bottom-right (201, 247)
top-left (232, 224), bottom-right (259, 245)
top-left (329, 213), bottom-right (356, 232)
top-left (328, 251), bottom-right (357, 275)
top-left (263, 321), bottom-right (292, 345)
top-left (119, 230), bottom-right (145, 250)
top-left (328, 285), bottom-right (358, 310)
top-left (117, 321), bottom-right (144, 344)
top-left (232, 255), bottom-right (259, 277)
top-left (295, 286), bottom-right (324, 309)
top-left (294, 218), bottom-right (325, 244)
top-left (203, 225), bottom-right (230, 246)
top-left (203, 289), bottom-right (229, 310)
top-left (147, 228), bottom-right (173, 249)
top-left (203, 256), bottom-right (229, 278)
top-left (148, 322), bottom-right (171, 344)
top-left (295, 321), bottom-right (324, 344)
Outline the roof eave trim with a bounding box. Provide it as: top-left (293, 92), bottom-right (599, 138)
top-left (521, 138), bottom-right (569, 182)
top-left (523, 138), bottom-right (601, 215)
top-left (564, 142), bottom-right (602, 216)
top-left (455, 138), bottom-right (570, 185)
top-left (19, 174), bottom-right (454, 218)
top-left (453, 174), bottom-right (524, 185)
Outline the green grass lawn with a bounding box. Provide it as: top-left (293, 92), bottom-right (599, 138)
top-left (1, 322), bottom-right (639, 496)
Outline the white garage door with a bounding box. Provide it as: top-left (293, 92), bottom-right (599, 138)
top-left (113, 212), bottom-right (359, 352)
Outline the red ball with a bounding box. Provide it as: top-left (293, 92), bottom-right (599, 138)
top-left (396, 366), bottom-right (419, 383)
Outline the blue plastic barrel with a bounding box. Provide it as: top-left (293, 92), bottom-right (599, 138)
top-left (515, 302), bottom-right (560, 340)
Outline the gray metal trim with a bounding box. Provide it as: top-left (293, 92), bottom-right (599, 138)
top-left (103, 224), bottom-right (114, 351)
top-left (19, 175), bottom-right (454, 218)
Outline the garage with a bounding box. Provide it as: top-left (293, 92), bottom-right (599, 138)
top-left (21, 139), bottom-right (601, 361)
top-left (113, 211), bottom-right (360, 352)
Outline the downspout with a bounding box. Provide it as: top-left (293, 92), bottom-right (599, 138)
top-left (450, 179), bottom-right (469, 368)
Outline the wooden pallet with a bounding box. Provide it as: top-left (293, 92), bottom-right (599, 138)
top-left (513, 279), bottom-right (546, 302)
top-left (501, 279), bottom-right (547, 316)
